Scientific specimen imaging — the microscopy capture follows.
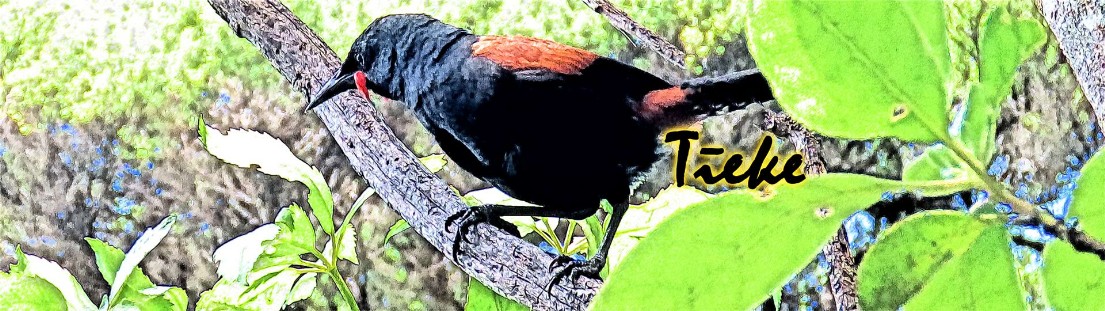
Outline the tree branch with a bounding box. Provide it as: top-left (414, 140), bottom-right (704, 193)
top-left (204, 0), bottom-right (598, 309)
top-left (577, 0), bottom-right (686, 69)
top-left (1038, 0), bottom-right (1105, 131)
top-left (765, 110), bottom-right (857, 311)
top-left (1036, 0), bottom-right (1105, 259)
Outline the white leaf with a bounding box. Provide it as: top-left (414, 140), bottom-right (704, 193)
top-left (213, 224), bottom-right (279, 283)
top-left (109, 215), bottom-right (176, 306)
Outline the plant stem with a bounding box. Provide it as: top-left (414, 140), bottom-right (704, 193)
top-left (563, 220), bottom-right (577, 251)
top-left (942, 135), bottom-right (1061, 228)
top-left (328, 266), bottom-right (359, 310)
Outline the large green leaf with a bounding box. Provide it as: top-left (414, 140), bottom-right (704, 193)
top-left (959, 8), bottom-right (1046, 164)
top-left (746, 0), bottom-right (951, 142)
top-left (592, 174), bottom-right (906, 310)
top-left (857, 212), bottom-right (1024, 309)
top-left (199, 120), bottom-right (335, 235)
top-left (607, 186), bottom-right (711, 271)
top-left (8, 246), bottom-right (96, 310)
top-left (464, 277), bottom-right (528, 311)
top-left (1042, 242), bottom-right (1105, 310)
top-left (1068, 150), bottom-right (1105, 239)
top-left (0, 273), bottom-right (68, 311)
top-left (1042, 150), bottom-right (1105, 309)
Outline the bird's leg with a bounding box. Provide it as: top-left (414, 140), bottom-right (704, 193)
top-left (546, 201), bottom-right (629, 291)
top-left (445, 204), bottom-right (588, 261)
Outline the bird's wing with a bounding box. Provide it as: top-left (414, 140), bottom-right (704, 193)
top-left (471, 35), bottom-right (599, 76)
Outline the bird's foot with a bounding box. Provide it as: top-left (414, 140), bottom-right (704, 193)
top-left (545, 255), bottom-right (604, 292)
top-left (445, 206), bottom-right (491, 261)
top-left (444, 205), bottom-right (520, 262)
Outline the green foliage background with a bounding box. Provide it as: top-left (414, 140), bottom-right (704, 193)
top-left (0, 0), bottom-right (1100, 309)
top-left (0, 0), bottom-right (749, 309)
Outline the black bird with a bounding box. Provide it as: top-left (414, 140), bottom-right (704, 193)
top-left (305, 13), bottom-right (773, 288)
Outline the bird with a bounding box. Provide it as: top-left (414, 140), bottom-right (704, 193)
top-left (305, 13), bottom-right (774, 289)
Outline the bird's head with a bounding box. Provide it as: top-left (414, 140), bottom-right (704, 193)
top-left (305, 13), bottom-right (455, 112)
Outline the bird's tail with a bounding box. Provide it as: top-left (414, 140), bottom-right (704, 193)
top-left (638, 69), bottom-right (775, 128)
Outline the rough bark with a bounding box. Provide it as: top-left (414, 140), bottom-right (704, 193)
top-left (1038, 0), bottom-right (1105, 130)
top-left (204, 0), bottom-right (599, 310)
top-left (577, 0), bottom-right (686, 69)
top-left (764, 111), bottom-right (857, 311)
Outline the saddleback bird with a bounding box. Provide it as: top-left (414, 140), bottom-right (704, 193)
top-left (306, 14), bottom-right (774, 289)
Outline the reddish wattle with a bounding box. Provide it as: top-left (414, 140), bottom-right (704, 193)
top-left (354, 71), bottom-right (371, 99)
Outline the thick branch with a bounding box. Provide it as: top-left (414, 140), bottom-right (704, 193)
top-left (204, 0), bottom-right (598, 309)
top-left (1038, 0), bottom-right (1105, 131)
top-left (577, 0), bottom-right (686, 69)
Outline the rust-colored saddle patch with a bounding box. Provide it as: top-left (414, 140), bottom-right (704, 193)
top-left (472, 35), bottom-right (599, 75)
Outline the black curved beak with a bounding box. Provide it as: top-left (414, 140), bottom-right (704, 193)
top-left (304, 72), bottom-right (356, 112)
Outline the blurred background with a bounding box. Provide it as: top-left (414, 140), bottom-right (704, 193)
top-left (0, 0), bottom-right (1098, 310)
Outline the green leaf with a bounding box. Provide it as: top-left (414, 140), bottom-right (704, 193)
top-left (419, 154), bottom-right (448, 173)
top-left (607, 186), bottom-right (712, 271)
top-left (335, 189), bottom-right (372, 264)
top-left (857, 211), bottom-right (1024, 309)
top-left (141, 286), bottom-right (188, 311)
top-left (384, 219), bottom-right (411, 245)
top-left (1042, 242), bottom-right (1105, 309)
top-left (592, 174), bottom-right (906, 310)
top-left (200, 121), bottom-right (335, 235)
top-left (335, 223), bottom-right (359, 264)
top-left (1069, 150), bottom-right (1105, 239)
top-left (1042, 150), bottom-right (1105, 309)
top-left (86, 238), bottom-right (127, 286)
top-left (273, 204), bottom-right (318, 253)
top-left (959, 8), bottom-right (1046, 164)
top-left (108, 215), bottom-right (176, 307)
top-left (901, 145), bottom-right (979, 196)
top-left (86, 237), bottom-right (184, 311)
top-left (9, 246), bottom-right (97, 310)
top-left (464, 277), bottom-right (528, 311)
top-left (0, 273), bottom-right (68, 311)
top-left (746, 0), bottom-right (951, 142)
top-left (197, 270), bottom-right (317, 311)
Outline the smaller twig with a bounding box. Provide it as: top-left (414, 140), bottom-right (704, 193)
top-left (763, 111), bottom-right (827, 175)
top-left (763, 110), bottom-right (855, 311)
top-left (576, 0), bottom-right (686, 69)
top-left (1014, 214), bottom-right (1105, 260)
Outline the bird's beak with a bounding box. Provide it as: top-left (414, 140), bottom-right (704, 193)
top-left (304, 72), bottom-right (356, 112)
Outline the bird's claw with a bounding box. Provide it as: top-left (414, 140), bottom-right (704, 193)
top-left (445, 207), bottom-right (489, 261)
top-left (544, 256), bottom-right (603, 292)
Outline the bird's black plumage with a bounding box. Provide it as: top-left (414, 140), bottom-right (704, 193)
top-left (307, 13), bottom-right (774, 288)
